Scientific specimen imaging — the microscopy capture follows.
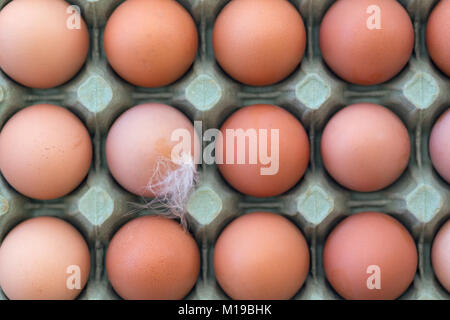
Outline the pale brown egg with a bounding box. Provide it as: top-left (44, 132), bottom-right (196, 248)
top-left (214, 212), bottom-right (310, 300)
top-left (0, 104), bottom-right (92, 200)
top-left (429, 109), bottom-right (450, 184)
top-left (320, 0), bottom-right (414, 85)
top-left (427, 0), bottom-right (450, 77)
top-left (104, 0), bottom-right (198, 87)
top-left (0, 0), bottom-right (89, 89)
top-left (213, 0), bottom-right (306, 86)
top-left (106, 215), bottom-right (200, 300)
top-left (432, 219), bottom-right (450, 293)
top-left (321, 103), bottom-right (410, 192)
top-left (323, 212), bottom-right (417, 300)
top-left (217, 104), bottom-right (310, 197)
top-left (0, 216), bottom-right (91, 300)
top-left (105, 103), bottom-right (199, 198)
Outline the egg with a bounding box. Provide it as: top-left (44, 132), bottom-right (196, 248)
top-left (0, 216), bottom-right (90, 300)
top-left (213, 0), bottom-right (306, 86)
top-left (213, 212), bottom-right (310, 300)
top-left (104, 0), bottom-right (198, 87)
top-left (323, 212), bottom-right (417, 300)
top-left (217, 104), bottom-right (309, 197)
top-left (105, 103), bottom-right (199, 198)
top-left (0, 104), bottom-right (92, 200)
top-left (432, 219), bottom-right (450, 293)
top-left (0, 0), bottom-right (89, 89)
top-left (320, 0), bottom-right (414, 85)
top-left (429, 109), bottom-right (450, 184)
top-left (106, 215), bottom-right (200, 300)
top-left (321, 103), bottom-right (410, 192)
top-left (427, 0), bottom-right (450, 77)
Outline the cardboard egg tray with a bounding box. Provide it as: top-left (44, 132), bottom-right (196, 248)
top-left (0, 0), bottom-right (449, 300)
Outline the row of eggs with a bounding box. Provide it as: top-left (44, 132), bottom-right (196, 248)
top-left (0, 103), bottom-right (449, 200)
top-left (0, 211), bottom-right (449, 300)
top-left (1, 0), bottom-right (450, 89)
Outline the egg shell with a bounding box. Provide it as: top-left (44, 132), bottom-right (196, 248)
top-left (319, 0), bottom-right (414, 85)
top-left (105, 215), bottom-right (200, 300)
top-left (426, 0), bottom-right (450, 77)
top-left (429, 109), bottom-right (450, 184)
top-left (0, 216), bottom-right (91, 300)
top-left (321, 103), bottom-right (410, 192)
top-left (213, 0), bottom-right (306, 86)
top-left (323, 212), bottom-right (418, 300)
top-left (105, 103), bottom-right (199, 198)
top-left (432, 220), bottom-right (450, 293)
top-left (0, 104), bottom-right (92, 200)
top-left (213, 212), bottom-right (310, 300)
top-left (217, 104), bottom-right (310, 197)
top-left (104, 0), bottom-right (198, 88)
top-left (0, 0), bottom-right (89, 89)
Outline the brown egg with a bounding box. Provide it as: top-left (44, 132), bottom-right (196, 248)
top-left (432, 220), bottom-right (450, 293)
top-left (0, 104), bottom-right (92, 200)
top-left (105, 103), bottom-right (199, 198)
top-left (429, 109), bottom-right (450, 184)
top-left (0, 216), bottom-right (90, 300)
top-left (427, 0), bottom-right (450, 77)
top-left (0, 0), bottom-right (89, 89)
top-left (104, 0), bottom-right (198, 87)
top-left (217, 104), bottom-right (309, 197)
top-left (214, 212), bottom-right (310, 300)
top-left (213, 0), bottom-right (306, 86)
top-left (320, 0), bottom-right (414, 85)
top-left (321, 103), bottom-right (410, 192)
top-left (106, 215), bottom-right (200, 300)
top-left (323, 212), bottom-right (417, 300)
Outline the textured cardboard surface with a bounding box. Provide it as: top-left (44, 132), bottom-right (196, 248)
top-left (0, 0), bottom-right (449, 300)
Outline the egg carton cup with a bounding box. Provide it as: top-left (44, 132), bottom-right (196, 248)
top-left (0, 0), bottom-right (449, 300)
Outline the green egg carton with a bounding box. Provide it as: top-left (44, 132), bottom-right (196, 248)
top-left (0, 0), bottom-right (449, 300)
